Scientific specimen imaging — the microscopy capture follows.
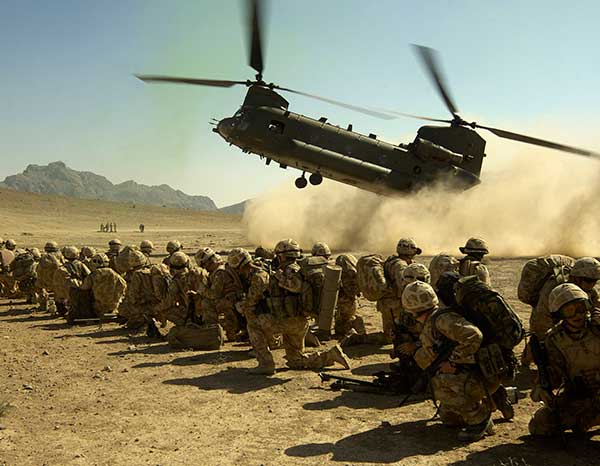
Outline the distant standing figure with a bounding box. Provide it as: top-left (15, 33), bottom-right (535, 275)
top-left (139, 224), bottom-right (145, 233)
top-left (114, 222), bottom-right (117, 233)
top-left (109, 222), bottom-right (114, 233)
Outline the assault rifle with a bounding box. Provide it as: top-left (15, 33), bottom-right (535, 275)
top-left (529, 334), bottom-right (565, 444)
top-left (320, 339), bottom-right (456, 405)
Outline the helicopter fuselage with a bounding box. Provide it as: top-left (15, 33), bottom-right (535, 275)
top-left (214, 86), bottom-right (484, 194)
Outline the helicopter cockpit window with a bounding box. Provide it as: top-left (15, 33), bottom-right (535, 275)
top-left (268, 120), bottom-right (285, 134)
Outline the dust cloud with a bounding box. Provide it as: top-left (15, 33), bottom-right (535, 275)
top-left (243, 138), bottom-right (600, 258)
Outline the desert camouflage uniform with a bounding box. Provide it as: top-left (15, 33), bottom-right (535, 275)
top-left (415, 309), bottom-right (492, 426)
top-left (335, 255), bottom-right (363, 336)
top-left (376, 257), bottom-right (410, 342)
top-left (53, 259), bottom-right (90, 312)
top-left (459, 256), bottom-right (491, 286)
top-left (120, 266), bottom-right (160, 328)
top-left (0, 249), bottom-right (16, 297)
top-left (202, 265), bottom-right (245, 340)
top-left (247, 262), bottom-right (342, 370)
top-left (36, 251), bottom-right (63, 312)
top-left (80, 267), bottom-right (127, 316)
top-left (160, 265), bottom-right (208, 326)
top-left (529, 319), bottom-right (600, 436)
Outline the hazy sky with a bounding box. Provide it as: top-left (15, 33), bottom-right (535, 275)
top-left (2, 0), bottom-right (600, 206)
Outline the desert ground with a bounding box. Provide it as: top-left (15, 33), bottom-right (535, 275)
top-left (1, 188), bottom-right (600, 466)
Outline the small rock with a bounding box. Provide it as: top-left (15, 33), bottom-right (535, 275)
top-left (128, 345), bottom-right (136, 351)
top-left (23, 384), bottom-right (34, 391)
top-left (92, 373), bottom-right (103, 380)
top-left (0, 424), bottom-right (6, 430)
top-left (121, 368), bottom-right (129, 373)
top-left (42, 350), bottom-right (50, 356)
top-left (102, 365), bottom-right (112, 372)
top-left (54, 425), bottom-right (60, 430)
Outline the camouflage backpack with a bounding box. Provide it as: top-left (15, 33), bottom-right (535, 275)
top-left (452, 276), bottom-right (524, 380)
top-left (517, 255), bottom-right (575, 306)
top-left (37, 253), bottom-right (62, 288)
top-left (299, 255), bottom-right (329, 316)
top-left (10, 252), bottom-right (36, 282)
top-left (356, 254), bottom-right (388, 301)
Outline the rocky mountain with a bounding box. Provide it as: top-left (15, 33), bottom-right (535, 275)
top-left (218, 200), bottom-right (247, 215)
top-left (0, 161), bottom-right (218, 211)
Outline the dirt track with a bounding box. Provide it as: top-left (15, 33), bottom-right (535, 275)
top-left (1, 189), bottom-right (600, 465)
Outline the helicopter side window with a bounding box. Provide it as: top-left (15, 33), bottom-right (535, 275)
top-left (268, 120), bottom-right (285, 134)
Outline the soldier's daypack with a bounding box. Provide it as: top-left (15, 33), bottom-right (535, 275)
top-left (299, 256), bottom-right (329, 316)
top-left (150, 264), bottom-right (171, 301)
top-left (517, 255), bottom-right (574, 306)
top-left (167, 323), bottom-right (225, 350)
top-left (438, 276), bottom-right (524, 380)
top-left (66, 288), bottom-right (95, 323)
top-left (357, 254), bottom-right (388, 301)
top-left (10, 252), bottom-right (36, 282)
top-left (37, 253), bottom-right (62, 288)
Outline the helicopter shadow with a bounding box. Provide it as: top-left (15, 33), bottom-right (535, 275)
top-left (285, 418), bottom-right (460, 464)
top-left (163, 366), bottom-right (291, 395)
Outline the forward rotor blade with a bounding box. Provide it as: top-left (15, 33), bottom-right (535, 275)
top-left (248, 0), bottom-right (264, 75)
top-left (476, 123), bottom-right (600, 158)
top-left (376, 109), bottom-right (452, 124)
top-left (276, 86), bottom-right (396, 120)
top-left (413, 44), bottom-right (459, 119)
top-left (135, 75), bottom-right (247, 88)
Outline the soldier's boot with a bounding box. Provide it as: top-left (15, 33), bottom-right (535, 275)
top-left (146, 320), bottom-right (162, 339)
top-left (339, 328), bottom-right (366, 347)
top-left (326, 344), bottom-right (351, 370)
top-left (305, 331), bottom-right (321, 348)
top-left (249, 364), bottom-right (276, 376)
top-left (55, 302), bottom-right (67, 317)
top-left (458, 417), bottom-right (495, 442)
top-left (352, 316), bottom-right (366, 335)
top-left (491, 385), bottom-right (514, 420)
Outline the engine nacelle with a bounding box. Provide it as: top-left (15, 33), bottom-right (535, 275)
top-left (411, 137), bottom-right (464, 165)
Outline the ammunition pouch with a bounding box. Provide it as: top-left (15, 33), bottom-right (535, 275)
top-left (476, 343), bottom-right (513, 380)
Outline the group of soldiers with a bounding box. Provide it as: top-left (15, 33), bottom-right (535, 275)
top-left (1, 234), bottom-right (600, 443)
top-left (99, 222), bottom-right (118, 233)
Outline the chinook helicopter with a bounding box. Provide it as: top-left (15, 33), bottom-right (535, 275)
top-left (136, 0), bottom-right (599, 194)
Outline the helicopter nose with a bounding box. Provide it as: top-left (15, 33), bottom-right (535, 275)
top-left (214, 118), bottom-right (234, 140)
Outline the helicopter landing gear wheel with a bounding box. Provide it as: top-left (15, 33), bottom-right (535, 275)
top-left (295, 174), bottom-right (308, 189)
top-left (309, 173), bottom-right (323, 185)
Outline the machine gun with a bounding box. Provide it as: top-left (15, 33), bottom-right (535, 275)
top-left (319, 339), bottom-right (456, 404)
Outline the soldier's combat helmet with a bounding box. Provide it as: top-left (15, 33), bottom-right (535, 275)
top-left (91, 253), bottom-right (110, 269)
top-left (401, 263), bottom-right (431, 284)
top-left (169, 251), bottom-right (190, 269)
top-left (311, 242), bottom-right (331, 258)
top-left (166, 240), bottom-right (182, 254)
top-left (459, 237), bottom-right (489, 255)
top-left (274, 238), bottom-right (302, 259)
top-left (402, 281), bottom-right (439, 315)
top-left (195, 247), bottom-right (217, 266)
top-left (254, 246), bottom-right (274, 260)
top-left (29, 248), bottom-right (41, 260)
top-left (140, 240), bottom-right (154, 255)
top-left (549, 283), bottom-right (590, 316)
top-left (129, 250), bottom-right (148, 270)
top-left (429, 253), bottom-right (459, 288)
top-left (5, 239), bottom-right (16, 251)
top-left (44, 241), bottom-right (59, 253)
top-left (80, 246), bottom-right (96, 258)
top-left (108, 238), bottom-right (122, 246)
top-left (570, 257), bottom-right (600, 280)
top-left (396, 238), bottom-right (422, 256)
top-left (228, 248), bottom-right (252, 269)
top-left (63, 246), bottom-right (80, 260)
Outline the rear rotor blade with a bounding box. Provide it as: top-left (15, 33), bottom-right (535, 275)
top-left (248, 0), bottom-right (264, 76)
top-left (476, 123), bottom-right (600, 158)
top-left (135, 75), bottom-right (247, 88)
top-left (276, 86), bottom-right (396, 120)
top-left (413, 44), bottom-right (460, 119)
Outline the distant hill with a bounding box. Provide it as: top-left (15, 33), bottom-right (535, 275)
top-left (0, 161), bottom-right (217, 211)
top-left (218, 200), bottom-right (247, 215)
